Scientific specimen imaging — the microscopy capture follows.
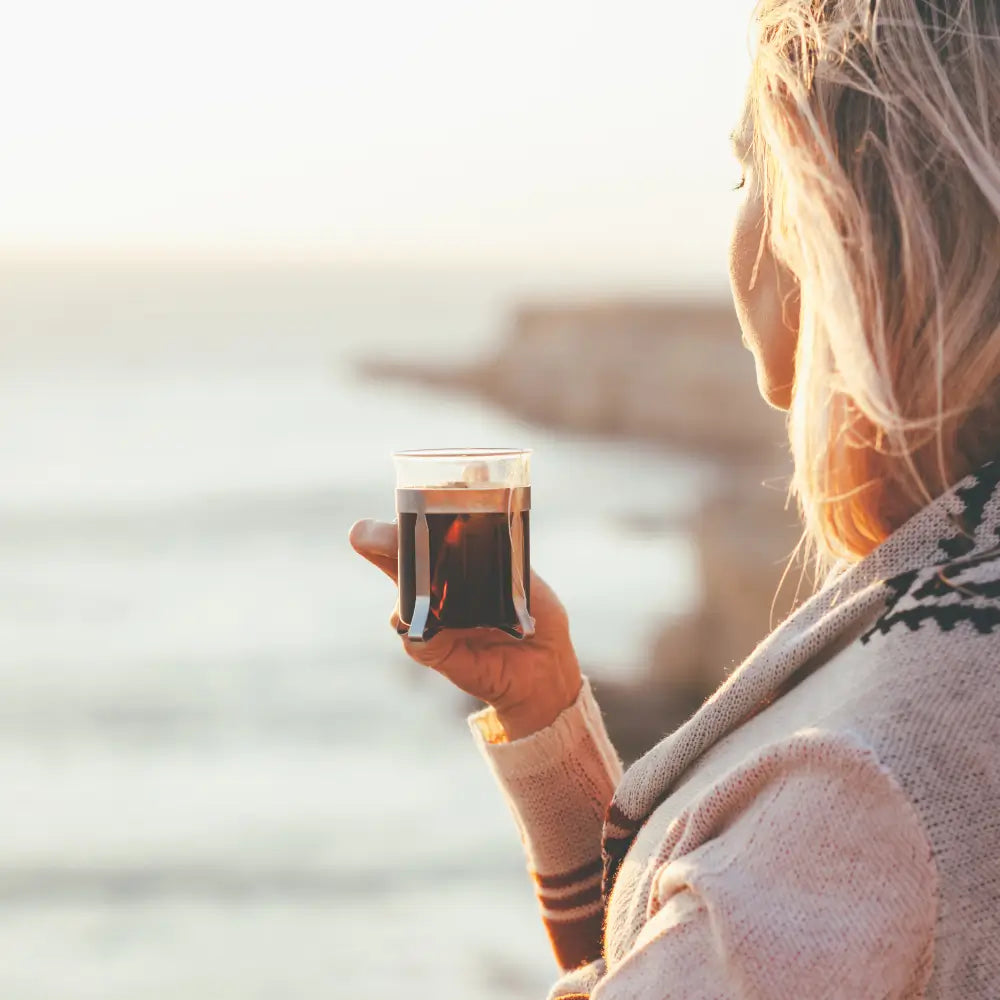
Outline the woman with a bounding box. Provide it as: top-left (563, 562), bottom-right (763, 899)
top-left (352, 1), bottom-right (1000, 996)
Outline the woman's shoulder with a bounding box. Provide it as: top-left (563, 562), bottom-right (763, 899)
top-left (610, 723), bottom-right (939, 993)
top-left (817, 551), bottom-right (1000, 997)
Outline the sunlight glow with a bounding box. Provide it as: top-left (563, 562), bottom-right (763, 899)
top-left (1, 0), bottom-right (753, 274)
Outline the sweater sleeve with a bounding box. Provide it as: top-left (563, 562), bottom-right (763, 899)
top-left (469, 678), bottom-right (623, 971)
top-left (584, 729), bottom-right (938, 1000)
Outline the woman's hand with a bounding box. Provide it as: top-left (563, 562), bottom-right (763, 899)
top-left (349, 519), bottom-right (582, 739)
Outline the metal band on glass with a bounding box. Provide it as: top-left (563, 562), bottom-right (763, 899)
top-left (395, 486), bottom-right (531, 515)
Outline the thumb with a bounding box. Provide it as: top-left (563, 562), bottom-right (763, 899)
top-left (349, 519), bottom-right (398, 581)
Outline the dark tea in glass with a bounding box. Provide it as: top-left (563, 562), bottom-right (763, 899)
top-left (393, 450), bottom-right (534, 642)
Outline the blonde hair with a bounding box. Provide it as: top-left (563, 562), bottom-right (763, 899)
top-left (749, 0), bottom-right (1000, 568)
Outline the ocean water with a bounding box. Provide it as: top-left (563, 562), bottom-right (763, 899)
top-left (0, 261), bottom-right (709, 998)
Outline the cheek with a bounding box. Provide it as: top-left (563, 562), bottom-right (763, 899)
top-left (728, 192), bottom-right (799, 410)
top-left (728, 197), bottom-right (760, 324)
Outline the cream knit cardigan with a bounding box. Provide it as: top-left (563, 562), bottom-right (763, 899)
top-left (471, 459), bottom-right (1000, 999)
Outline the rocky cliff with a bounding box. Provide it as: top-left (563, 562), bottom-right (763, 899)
top-left (478, 301), bottom-right (786, 458)
top-left (361, 299), bottom-right (786, 459)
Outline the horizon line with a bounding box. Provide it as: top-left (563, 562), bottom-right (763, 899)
top-left (0, 241), bottom-right (730, 287)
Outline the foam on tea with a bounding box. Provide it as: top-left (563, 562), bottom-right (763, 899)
top-left (395, 482), bottom-right (532, 641)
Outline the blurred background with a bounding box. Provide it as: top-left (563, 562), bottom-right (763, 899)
top-left (0, 2), bottom-right (804, 997)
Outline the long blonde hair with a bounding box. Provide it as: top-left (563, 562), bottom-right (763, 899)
top-left (750, 0), bottom-right (1000, 567)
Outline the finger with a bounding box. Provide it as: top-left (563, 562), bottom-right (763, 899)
top-left (399, 628), bottom-right (516, 671)
top-left (349, 519), bottom-right (399, 582)
top-left (399, 630), bottom-right (455, 668)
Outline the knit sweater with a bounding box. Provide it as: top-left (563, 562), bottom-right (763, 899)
top-left (471, 459), bottom-right (1000, 999)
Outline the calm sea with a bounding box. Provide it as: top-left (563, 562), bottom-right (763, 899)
top-left (0, 260), bottom-right (709, 999)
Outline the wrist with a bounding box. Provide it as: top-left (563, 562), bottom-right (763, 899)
top-left (494, 677), bottom-right (582, 741)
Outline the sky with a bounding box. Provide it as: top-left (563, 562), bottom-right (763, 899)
top-left (1, 0), bottom-right (754, 280)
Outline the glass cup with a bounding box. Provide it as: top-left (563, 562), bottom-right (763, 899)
top-left (393, 448), bottom-right (534, 642)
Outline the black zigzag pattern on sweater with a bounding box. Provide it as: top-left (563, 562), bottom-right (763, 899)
top-left (940, 460), bottom-right (1000, 560)
top-left (862, 547), bottom-right (1000, 643)
top-left (862, 462), bottom-right (1000, 643)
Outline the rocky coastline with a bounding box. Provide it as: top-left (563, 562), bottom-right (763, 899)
top-left (358, 300), bottom-right (785, 457)
top-left (360, 298), bottom-right (808, 762)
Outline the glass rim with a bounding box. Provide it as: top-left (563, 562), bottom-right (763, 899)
top-left (392, 447), bottom-right (531, 460)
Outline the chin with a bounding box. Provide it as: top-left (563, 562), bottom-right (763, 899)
top-left (754, 361), bottom-right (794, 412)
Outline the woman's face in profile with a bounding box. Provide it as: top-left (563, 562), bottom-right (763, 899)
top-left (728, 112), bottom-right (800, 411)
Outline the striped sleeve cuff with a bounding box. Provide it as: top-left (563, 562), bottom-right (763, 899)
top-left (469, 678), bottom-right (622, 969)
